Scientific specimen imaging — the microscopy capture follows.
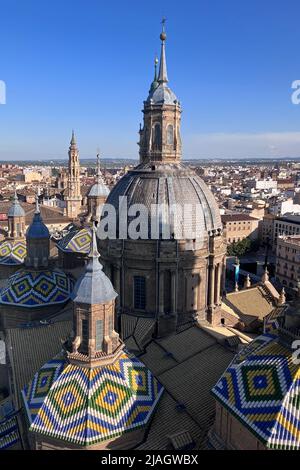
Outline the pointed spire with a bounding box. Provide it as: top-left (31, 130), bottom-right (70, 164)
top-left (35, 194), bottom-right (40, 214)
top-left (88, 223), bottom-right (101, 260)
top-left (262, 266), bottom-right (269, 284)
top-left (158, 18), bottom-right (168, 84)
top-left (154, 56), bottom-right (158, 80)
top-left (149, 56), bottom-right (159, 92)
top-left (71, 223), bottom-right (117, 305)
top-left (70, 129), bottom-right (76, 145)
top-left (96, 152), bottom-right (101, 180)
top-left (13, 189), bottom-right (18, 204)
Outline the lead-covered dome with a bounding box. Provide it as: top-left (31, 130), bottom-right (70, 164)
top-left (105, 162), bottom-right (222, 240)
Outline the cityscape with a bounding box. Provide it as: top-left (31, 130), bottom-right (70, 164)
top-left (1, 0), bottom-right (300, 459)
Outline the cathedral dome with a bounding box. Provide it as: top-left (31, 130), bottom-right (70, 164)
top-left (106, 161), bottom-right (222, 239)
top-left (0, 268), bottom-right (73, 308)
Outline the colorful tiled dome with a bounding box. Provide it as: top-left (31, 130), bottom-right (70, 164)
top-left (58, 227), bottom-right (92, 254)
top-left (0, 269), bottom-right (74, 308)
top-left (212, 333), bottom-right (300, 450)
top-left (22, 350), bottom-right (164, 446)
top-left (0, 240), bottom-right (26, 265)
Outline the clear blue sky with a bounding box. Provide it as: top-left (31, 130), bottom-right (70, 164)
top-left (1, 0), bottom-right (300, 160)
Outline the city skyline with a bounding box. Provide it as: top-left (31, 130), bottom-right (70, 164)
top-left (1, 0), bottom-right (300, 160)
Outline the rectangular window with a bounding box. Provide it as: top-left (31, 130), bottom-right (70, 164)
top-left (134, 276), bottom-right (146, 310)
top-left (81, 319), bottom-right (88, 351)
top-left (95, 320), bottom-right (103, 351)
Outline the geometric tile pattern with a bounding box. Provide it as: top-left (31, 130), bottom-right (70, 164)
top-left (0, 416), bottom-right (20, 449)
top-left (212, 334), bottom-right (300, 449)
top-left (0, 240), bottom-right (26, 265)
top-left (58, 227), bottom-right (92, 254)
top-left (22, 351), bottom-right (164, 446)
top-left (0, 269), bottom-right (74, 307)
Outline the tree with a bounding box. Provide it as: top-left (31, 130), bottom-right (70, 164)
top-left (227, 238), bottom-right (252, 257)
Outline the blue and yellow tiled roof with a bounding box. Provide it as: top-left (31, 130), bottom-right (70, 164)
top-left (58, 227), bottom-right (92, 254)
top-left (212, 333), bottom-right (300, 450)
top-left (0, 240), bottom-right (26, 265)
top-left (0, 269), bottom-right (73, 308)
top-left (22, 351), bottom-right (164, 446)
top-left (0, 416), bottom-right (20, 450)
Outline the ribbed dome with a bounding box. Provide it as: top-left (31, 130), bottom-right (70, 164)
top-left (88, 181), bottom-right (110, 198)
top-left (105, 162), bottom-right (222, 240)
top-left (8, 193), bottom-right (25, 217)
top-left (147, 83), bottom-right (178, 105)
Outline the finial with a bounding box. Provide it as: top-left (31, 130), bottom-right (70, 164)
top-left (35, 194), bottom-right (40, 214)
top-left (13, 188), bottom-right (18, 203)
top-left (160, 17), bottom-right (167, 41)
top-left (154, 56), bottom-right (158, 79)
top-left (244, 274), bottom-right (251, 289)
top-left (262, 266), bottom-right (269, 284)
top-left (88, 223), bottom-right (100, 259)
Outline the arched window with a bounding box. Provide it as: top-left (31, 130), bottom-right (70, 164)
top-left (153, 123), bottom-right (161, 149)
top-left (167, 124), bottom-right (174, 145)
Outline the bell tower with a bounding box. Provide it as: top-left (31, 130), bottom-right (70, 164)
top-left (69, 225), bottom-right (123, 366)
top-left (65, 131), bottom-right (82, 219)
top-left (139, 19), bottom-right (182, 164)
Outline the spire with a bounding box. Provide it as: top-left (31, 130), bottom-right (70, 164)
top-left (88, 223), bottom-right (101, 260)
top-left (13, 189), bottom-right (18, 204)
top-left (154, 56), bottom-right (158, 80)
top-left (158, 18), bottom-right (168, 84)
top-left (262, 267), bottom-right (269, 284)
top-left (149, 56), bottom-right (159, 92)
top-left (35, 194), bottom-right (40, 214)
top-left (71, 223), bottom-right (117, 305)
top-left (70, 129), bottom-right (76, 145)
top-left (96, 152), bottom-right (102, 181)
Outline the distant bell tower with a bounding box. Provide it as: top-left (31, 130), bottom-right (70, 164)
top-left (65, 131), bottom-right (82, 219)
top-left (139, 19), bottom-right (182, 164)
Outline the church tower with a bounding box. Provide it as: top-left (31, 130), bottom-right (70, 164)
top-left (22, 225), bottom-right (164, 449)
top-left (69, 225), bottom-right (121, 361)
top-left (7, 191), bottom-right (26, 239)
top-left (65, 131), bottom-right (82, 219)
top-left (138, 19), bottom-right (182, 163)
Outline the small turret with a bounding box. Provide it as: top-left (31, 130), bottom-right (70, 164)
top-left (25, 197), bottom-right (50, 268)
top-left (8, 190), bottom-right (25, 239)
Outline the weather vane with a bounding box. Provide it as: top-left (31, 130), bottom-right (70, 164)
top-left (161, 17), bottom-right (167, 31)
